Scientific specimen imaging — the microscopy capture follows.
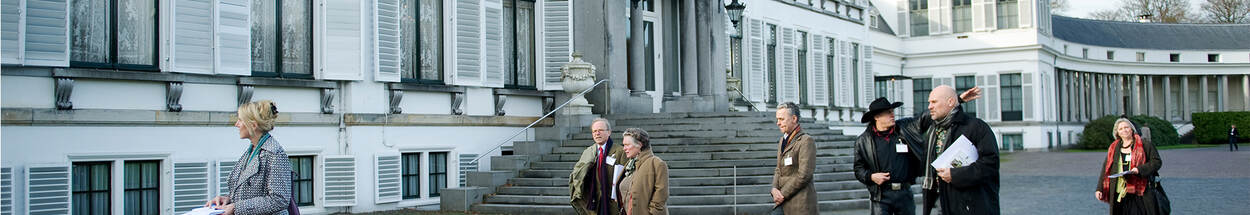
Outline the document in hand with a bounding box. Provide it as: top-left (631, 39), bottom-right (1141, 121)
top-left (931, 135), bottom-right (979, 169)
top-left (611, 164), bottom-right (625, 200)
top-left (182, 207), bottom-right (225, 215)
top-left (1107, 170), bottom-right (1133, 178)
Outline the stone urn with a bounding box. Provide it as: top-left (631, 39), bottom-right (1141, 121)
top-left (561, 52), bottom-right (596, 115)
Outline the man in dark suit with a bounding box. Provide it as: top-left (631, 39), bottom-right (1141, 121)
top-left (1231, 124), bottom-right (1240, 151)
top-left (909, 85), bottom-right (1000, 215)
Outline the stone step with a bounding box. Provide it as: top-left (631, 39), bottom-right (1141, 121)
top-left (568, 128), bottom-right (842, 140)
top-left (517, 164), bottom-right (853, 179)
top-left (559, 136), bottom-right (856, 147)
top-left (507, 172), bottom-right (855, 187)
top-left (550, 141), bottom-right (854, 155)
top-left (482, 189), bottom-right (869, 206)
top-left (576, 123), bottom-right (833, 134)
top-left (494, 180), bottom-right (873, 196)
top-left (529, 156), bottom-right (855, 170)
top-left (469, 198), bottom-right (870, 215)
top-left (539, 149), bottom-right (854, 162)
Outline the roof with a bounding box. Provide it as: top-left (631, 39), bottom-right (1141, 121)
top-left (871, 14), bottom-right (896, 35)
top-left (1051, 15), bottom-right (1250, 50)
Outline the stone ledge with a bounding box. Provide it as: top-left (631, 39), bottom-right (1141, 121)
top-left (2, 108), bottom-right (555, 127)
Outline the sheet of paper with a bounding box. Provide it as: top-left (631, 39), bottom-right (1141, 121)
top-left (930, 135), bottom-right (979, 169)
top-left (1107, 170), bottom-right (1133, 178)
top-left (610, 164), bottom-right (625, 200)
top-left (182, 207), bottom-right (225, 215)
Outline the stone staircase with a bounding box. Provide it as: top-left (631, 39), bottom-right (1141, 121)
top-left (447, 112), bottom-right (896, 214)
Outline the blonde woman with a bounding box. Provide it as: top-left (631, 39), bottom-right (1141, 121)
top-left (618, 128), bottom-right (669, 215)
top-left (1095, 117), bottom-right (1163, 215)
top-left (205, 100), bottom-right (293, 215)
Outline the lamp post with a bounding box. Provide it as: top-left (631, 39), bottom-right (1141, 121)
top-left (725, 0), bottom-right (746, 110)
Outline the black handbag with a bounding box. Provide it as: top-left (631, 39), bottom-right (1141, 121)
top-left (1151, 176), bottom-right (1171, 215)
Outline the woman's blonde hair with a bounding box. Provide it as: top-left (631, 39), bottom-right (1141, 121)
top-left (1112, 118), bottom-right (1137, 143)
top-left (238, 100), bottom-right (279, 133)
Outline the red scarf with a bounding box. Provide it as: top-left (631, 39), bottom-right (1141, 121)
top-left (1098, 134), bottom-right (1147, 202)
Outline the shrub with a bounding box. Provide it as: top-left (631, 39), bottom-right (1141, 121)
top-left (1078, 115), bottom-right (1179, 149)
top-left (1192, 112), bottom-right (1250, 144)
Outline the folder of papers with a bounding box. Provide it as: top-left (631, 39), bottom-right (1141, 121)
top-left (610, 164), bottom-right (625, 200)
top-left (931, 135), bottom-right (979, 169)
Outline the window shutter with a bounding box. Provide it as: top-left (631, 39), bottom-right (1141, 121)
top-left (779, 27), bottom-right (797, 104)
top-left (1019, 0), bottom-right (1033, 28)
top-left (317, 0), bottom-right (364, 80)
top-left (173, 162), bottom-right (211, 214)
top-left (895, 0), bottom-right (909, 37)
top-left (1, 167), bottom-right (13, 215)
top-left (1, 0), bottom-right (22, 65)
top-left (537, 0), bottom-right (572, 91)
top-left (449, 0), bottom-right (484, 86)
top-left (23, 0), bottom-right (68, 67)
top-left (901, 80), bottom-right (914, 115)
top-left (482, 0), bottom-right (505, 88)
top-left (171, 0), bottom-right (215, 74)
top-left (987, 73), bottom-right (1001, 121)
top-left (983, 0), bottom-right (996, 30)
top-left (374, 0), bottom-right (401, 82)
top-left (838, 41), bottom-right (852, 108)
top-left (375, 154), bottom-right (401, 204)
top-left (810, 34), bottom-right (828, 106)
top-left (976, 75), bottom-right (988, 116)
top-left (215, 0), bottom-right (251, 75)
top-left (1022, 72), bottom-right (1034, 120)
top-left (323, 155), bottom-right (357, 207)
top-left (25, 165), bottom-right (69, 214)
top-left (216, 160), bottom-right (236, 196)
top-left (971, 0), bottom-right (985, 31)
top-left (458, 154), bottom-right (477, 187)
top-left (747, 19), bottom-right (765, 102)
top-left (860, 45), bottom-right (874, 108)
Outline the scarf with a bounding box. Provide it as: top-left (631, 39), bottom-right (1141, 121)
top-left (1099, 134), bottom-right (1147, 202)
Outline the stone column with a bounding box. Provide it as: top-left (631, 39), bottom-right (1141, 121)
top-left (1130, 75), bottom-right (1140, 115)
top-left (1201, 75), bottom-right (1209, 112)
top-left (1081, 72), bottom-right (1089, 121)
top-left (1244, 75), bottom-right (1250, 111)
top-left (1163, 76), bottom-right (1172, 121)
top-left (695, 0), bottom-right (713, 96)
top-left (1180, 76), bottom-right (1189, 121)
top-left (1218, 75), bottom-right (1228, 112)
top-left (1145, 75), bottom-right (1154, 116)
top-left (681, 0), bottom-right (698, 96)
top-left (628, 1), bottom-right (646, 95)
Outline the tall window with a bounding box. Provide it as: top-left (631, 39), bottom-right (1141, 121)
top-left (290, 156), bottom-right (314, 206)
top-left (952, 0), bottom-right (972, 33)
top-left (996, 0), bottom-right (1019, 29)
top-left (851, 43), bottom-right (860, 106)
top-left (956, 76), bottom-right (977, 118)
top-left (909, 0), bottom-right (929, 36)
top-left (767, 24), bottom-right (778, 104)
top-left (913, 78), bottom-right (932, 115)
top-left (73, 162), bottom-right (111, 215)
top-left (502, 0), bottom-right (536, 88)
top-left (70, 0), bottom-right (158, 70)
top-left (401, 153), bottom-right (421, 199)
top-left (252, 0), bottom-right (314, 78)
top-left (826, 38), bottom-right (837, 105)
top-left (123, 160), bottom-right (159, 215)
top-left (1003, 133), bottom-right (1024, 151)
top-left (399, 0), bottom-right (445, 84)
top-left (1000, 74), bottom-right (1023, 121)
top-left (428, 152), bottom-right (448, 197)
top-left (797, 31), bottom-right (809, 105)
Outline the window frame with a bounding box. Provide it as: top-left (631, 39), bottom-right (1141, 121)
top-left (72, 162), bottom-right (112, 215)
top-left (251, 0), bottom-right (316, 79)
top-left (289, 155), bottom-right (316, 206)
top-left (767, 24), bottom-right (779, 105)
top-left (1169, 53), bottom-right (1180, 62)
top-left (952, 0), bottom-right (973, 33)
top-left (912, 78), bottom-right (932, 115)
top-left (398, 0), bottom-right (445, 85)
top-left (428, 152), bottom-right (449, 197)
top-left (996, 0), bottom-right (1019, 30)
top-left (1000, 73), bottom-right (1023, 121)
top-left (851, 42), bottom-right (860, 107)
top-left (909, 0), bottom-right (929, 36)
top-left (68, 0), bottom-right (161, 72)
top-left (825, 37), bottom-right (837, 105)
top-left (955, 75), bottom-right (977, 118)
top-left (400, 152), bottom-right (422, 200)
top-left (1107, 50), bottom-right (1115, 60)
top-left (797, 30), bottom-right (809, 105)
top-left (503, 0), bottom-right (538, 89)
top-left (122, 160), bottom-right (160, 215)
top-left (1207, 54), bottom-right (1220, 62)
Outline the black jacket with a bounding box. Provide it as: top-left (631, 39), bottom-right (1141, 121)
top-left (905, 110), bottom-right (1000, 215)
top-left (853, 118), bottom-right (926, 201)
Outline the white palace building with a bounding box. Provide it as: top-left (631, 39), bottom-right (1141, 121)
top-left (1, 0), bottom-right (1247, 214)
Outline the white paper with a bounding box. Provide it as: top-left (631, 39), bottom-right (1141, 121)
top-left (610, 164), bottom-right (625, 200)
top-left (930, 135), bottom-right (979, 169)
top-left (1107, 170), bottom-right (1133, 178)
top-left (182, 207), bottom-right (225, 215)
top-left (784, 157), bottom-right (793, 166)
top-left (606, 156), bottom-right (616, 165)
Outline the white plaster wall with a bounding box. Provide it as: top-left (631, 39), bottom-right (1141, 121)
top-left (399, 91), bottom-right (453, 115)
top-left (74, 80), bottom-right (165, 110)
top-left (503, 96), bottom-right (544, 117)
top-left (180, 83), bottom-right (239, 112)
top-left (251, 86), bottom-right (323, 113)
top-left (744, 0), bottom-right (869, 43)
top-left (1, 76), bottom-right (55, 108)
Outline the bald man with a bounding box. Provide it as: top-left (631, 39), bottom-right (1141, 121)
top-left (907, 85), bottom-right (1000, 215)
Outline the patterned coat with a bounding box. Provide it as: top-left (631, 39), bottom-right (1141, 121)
top-left (227, 135), bottom-right (293, 215)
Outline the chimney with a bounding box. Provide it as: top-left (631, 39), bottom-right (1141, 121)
top-left (1137, 14), bottom-right (1153, 23)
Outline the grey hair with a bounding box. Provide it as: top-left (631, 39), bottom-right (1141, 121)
top-left (777, 102), bottom-right (801, 118)
top-left (1112, 118), bottom-right (1138, 142)
top-left (622, 128), bottom-right (651, 150)
top-left (591, 117), bottom-right (612, 131)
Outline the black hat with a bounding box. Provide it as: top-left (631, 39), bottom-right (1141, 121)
top-left (861, 97), bottom-right (903, 123)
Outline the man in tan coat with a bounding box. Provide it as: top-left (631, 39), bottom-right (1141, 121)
top-left (571, 118), bottom-right (628, 215)
top-left (771, 102), bottom-right (818, 214)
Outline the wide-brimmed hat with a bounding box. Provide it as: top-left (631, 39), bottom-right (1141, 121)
top-left (861, 97), bottom-right (903, 123)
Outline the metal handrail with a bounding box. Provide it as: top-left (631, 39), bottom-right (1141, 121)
top-left (470, 79), bottom-right (610, 165)
top-left (729, 87), bottom-right (761, 112)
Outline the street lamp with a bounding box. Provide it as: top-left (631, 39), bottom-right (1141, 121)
top-left (724, 0), bottom-right (747, 111)
top-left (725, 0), bottom-right (745, 29)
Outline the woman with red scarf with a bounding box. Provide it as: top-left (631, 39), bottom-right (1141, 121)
top-left (1095, 117), bottom-right (1163, 214)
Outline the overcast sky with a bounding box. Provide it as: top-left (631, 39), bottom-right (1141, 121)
top-left (1059, 0), bottom-right (1207, 19)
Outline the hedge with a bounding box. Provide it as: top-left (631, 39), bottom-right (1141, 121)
top-left (1078, 115), bottom-right (1180, 149)
top-left (1192, 112), bottom-right (1250, 145)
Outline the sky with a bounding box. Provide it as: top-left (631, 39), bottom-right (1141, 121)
top-left (1060, 0), bottom-right (1208, 19)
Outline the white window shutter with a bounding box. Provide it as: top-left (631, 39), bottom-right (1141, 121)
top-left (2, 0), bottom-right (22, 65)
top-left (810, 34), bottom-right (828, 106)
top-left (216, 160), bottom-right (237, 196)
top-left (1, 167), bottom-right (13, 215)
top-left (374, 0), bottom-right (401, 82)
top-left (323, 155), bottom-right (357, 207)
top-left (1019, 0), bottom-right (1033, 28)
top-left (860, 45), bottom-right (874, 108)
top-left (458, 154), bottom-right (477, 186)
top-left (538, 0), bottom-right (572, 91)
top-left (838, 41), bottom-right (852, 108)
top-left (215, 0), bottom-right (251, 76)
top-left (971, 0), bottom-right (985, 32)
top-left (23, 0), bottom-right (68, 67)
top-left (449, 0), bottom-right (484, 86)
top-left (984, 0), bottom-right (997, 29)
top-left (374, 154), bottom-right (401, 204)
top-left (895, 0), bottom-right (909, 37)
top-left (317, 0), bottom-right (364, 80)
top-left (25, 165), bottom-right (69, 214)
top-left (173, 162), bottom-right (211, 214)
top-left (482, 0), bottom-right (505, 88)
top-left (171, 0), bottom-right (215, 74)
top-left (987, 73), bottom-right (1001, 121)
top-left (747, 19), bottom-right (765, 102)
top-left (779, 27), bottom-right (797, 104)
top-left (976, 75), bottom-right (988, 116)
top-left (1022, 72), bottom-right (1034, 120)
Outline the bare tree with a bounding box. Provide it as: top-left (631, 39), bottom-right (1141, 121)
top-left (1090, 9), bottom-right (1130, 21)
top-left (1050, 0), bottom-right (1072, 14)
top-left (1200, 0), bottom-right (1250, 23)
top-left (1087, 0), bottom-right (1197, 22)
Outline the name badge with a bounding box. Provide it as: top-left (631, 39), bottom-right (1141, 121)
top-left (784, 157), bottom-right (794, 166)
top-left (896, 144), bottom-right (909, 153)
top-left (606, 156), bottom-right (616, 165)
top-left (1124, 156), bottom-right (1130, 162)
